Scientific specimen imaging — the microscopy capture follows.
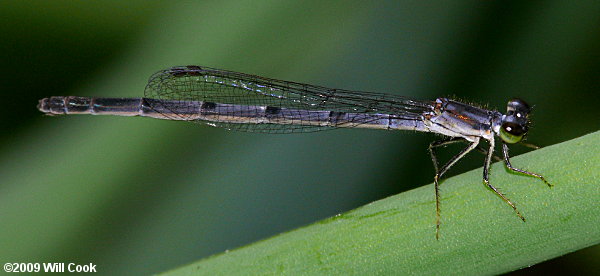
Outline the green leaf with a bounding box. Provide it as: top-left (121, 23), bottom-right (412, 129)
top-left (162, 131), bottom-right (600, 275)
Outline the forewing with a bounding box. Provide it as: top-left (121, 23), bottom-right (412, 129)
top-left (144, 66), bottom-right (432, 133)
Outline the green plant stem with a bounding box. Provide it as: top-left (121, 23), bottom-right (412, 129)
top-left (162, 131), bottom-right (600, 275)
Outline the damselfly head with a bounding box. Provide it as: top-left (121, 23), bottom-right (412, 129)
top-left (499, 98), bottom-right (531, 143)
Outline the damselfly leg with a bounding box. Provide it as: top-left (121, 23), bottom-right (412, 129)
top-left (502, 143), bottom-right (552, 187)
top-left (429, 137), bottom-right (479, 240)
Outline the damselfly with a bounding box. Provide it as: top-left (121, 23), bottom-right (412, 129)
top-left (38, 65), bottom-right (552, 239)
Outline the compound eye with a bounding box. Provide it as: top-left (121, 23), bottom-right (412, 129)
top-left (500, 122), bottom-right (526, 143)
top-left (507, 98), bottom-right (531, 115)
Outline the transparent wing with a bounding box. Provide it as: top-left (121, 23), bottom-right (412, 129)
top-left (144, 65), bottom-right (433, 133)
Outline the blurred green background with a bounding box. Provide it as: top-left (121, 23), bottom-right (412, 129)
top-left (0, 1), bottom-right (598, 275)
